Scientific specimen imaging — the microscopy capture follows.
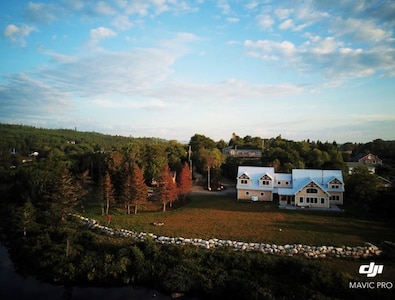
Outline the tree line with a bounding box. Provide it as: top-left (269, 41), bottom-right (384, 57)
top-left (0, 124), bottom-right (394, 299)
top-left (1, 124), bottom-right (394, 222)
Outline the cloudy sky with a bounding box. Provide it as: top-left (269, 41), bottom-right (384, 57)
top-left (1, 0), bottom-right (394, 143)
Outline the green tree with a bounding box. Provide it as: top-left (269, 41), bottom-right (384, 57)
top-left (49, 168), bottom-right (86, 221)
top-left (19, 199), bottom-right (38, 237)
top-left (199, 148), bottom-right (225, 190)
top-left (346, 166), bottom-right (380, 211)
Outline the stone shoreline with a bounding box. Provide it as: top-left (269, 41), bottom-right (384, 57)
top-left (71, 214), bottom-right (382, 259)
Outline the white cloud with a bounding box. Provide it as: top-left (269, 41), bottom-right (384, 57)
top-left (331, 17), bottom-right (391, 42)
top-left (279, 19), bottom-right (308, 31)
top-left (311, 37), bottom-right (342, 55)
top-left (275, 8), bottom-right (292, 20)
top-left (25, 2), bottom-right (63, 23)
top-left (95, 1), bottom-right (116, 15)
top-left (92, 98), bottom-right (167, 110)
top-left (88, 27), bottom-right (117, 47)
top-left (111, 14), bottom-right (133, 30)
top-left (245, 1), bottom-right (259, 10)
top-left (3, 24), bottom-right (35, 47)
top-left (226, 17), bottom-right (239, 23)
top-left (218, 0), bottom-right (231, 14)
top-left (244, 39), bottom-right (296, 60)
top-left (257, 14), bottom-right (274, 30)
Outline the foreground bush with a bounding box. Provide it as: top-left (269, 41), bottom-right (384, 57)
top-left (4, 220), bottom-right (394, 300)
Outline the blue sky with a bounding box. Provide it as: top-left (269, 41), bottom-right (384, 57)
top-left (1, 0), bottom-right (394, 143)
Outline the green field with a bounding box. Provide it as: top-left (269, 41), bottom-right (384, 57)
top-left (81, 195), bottom-right (395, 247)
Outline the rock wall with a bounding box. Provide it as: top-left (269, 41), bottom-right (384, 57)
top-left (71, 214), bottom-right (382, 259)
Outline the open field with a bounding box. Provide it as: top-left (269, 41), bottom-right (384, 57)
top-left (81, 195), bottom-right (395, 247)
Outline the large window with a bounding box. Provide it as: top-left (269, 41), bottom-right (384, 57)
top-left (306, 197), bottom-right (318, 203)
top-left (306, 188), bottom-right (318, 193)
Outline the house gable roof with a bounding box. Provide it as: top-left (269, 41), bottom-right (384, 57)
top-left (236, 166), bottom-right (275, 190)
top-left (293, 178), bottom-right (331, 196)
top-left (236, 167), bottom-right (344, 195)
top-left (259, 173), bottom-right (273, 180)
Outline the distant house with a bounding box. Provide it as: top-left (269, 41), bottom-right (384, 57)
top-left (347, 153), bottom-right (382, 174)
top-left (223, 146), bottom-right (262, 159)
top-left (236, 166), bottom-right (344, 208)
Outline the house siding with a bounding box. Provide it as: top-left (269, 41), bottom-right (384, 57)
top-left (329, 191), bottom-right (344, 205)
top-left (295, 186), bottom-right (329, 208)
top-left (236, 166), bottom-right (344, 208)
top-left (237, 189), bottom-right (273, 201)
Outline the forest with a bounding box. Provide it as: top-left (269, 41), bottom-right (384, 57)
top-left (0, 123), bottom-right (394, 299)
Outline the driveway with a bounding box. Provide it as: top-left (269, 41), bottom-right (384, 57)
top-left (190, 175), bottom-right (236, 197)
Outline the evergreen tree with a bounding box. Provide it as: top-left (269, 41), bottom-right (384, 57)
top-left (49, 168), bottom-right (86, 221)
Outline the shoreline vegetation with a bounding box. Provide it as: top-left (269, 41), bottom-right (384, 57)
top-left (1, 124), bottom-right (395, 299)
top-left (1, 196), bottom-right (394, 299)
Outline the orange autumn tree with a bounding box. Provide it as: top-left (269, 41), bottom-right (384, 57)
top-left (177, 162), bottom-right (192, 202)
top-left (157, 164), bottom-right (178, 212)
top-left (128, 164), bottom-right (147, 214)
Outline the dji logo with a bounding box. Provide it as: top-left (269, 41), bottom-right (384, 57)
top-left (359, 262), bottom-right (384, 278)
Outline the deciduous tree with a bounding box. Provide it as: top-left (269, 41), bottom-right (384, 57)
top-left (157, 165), bottom-right (178, 212)
top-left (103, 172), bottom-right (115, 215)
top-left (177, 163), bottom-right (192, 202)
top-left (128, 164), bottom-right (147, 214)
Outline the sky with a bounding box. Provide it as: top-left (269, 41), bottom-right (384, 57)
top-left (1, 0), bottom-right (394, 143)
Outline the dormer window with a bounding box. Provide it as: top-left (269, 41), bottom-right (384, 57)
top-left (259, 174), bottom-right (272, 187)
top-left (241, 179), bottom-right (248, 184)
top-left (306, 188), bottom-right (318, 193)
top-left (329, 178), bottom-right (342, 190)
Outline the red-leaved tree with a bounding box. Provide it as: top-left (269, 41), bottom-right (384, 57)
top-left (177, 162), bottom-right (192, 202)
top-left (157, 164), bottom-right (178, 212)
top-left (129, 164), bottom-right (147, 214)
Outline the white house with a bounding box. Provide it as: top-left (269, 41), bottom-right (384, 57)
top-left (236, 166), bottom-right (344, 208)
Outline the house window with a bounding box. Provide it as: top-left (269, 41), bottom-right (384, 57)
top-left (286, 181), bottom-right (289, 185)
top-left (278, 181), bottom-right (281, 185)
top-left (261, 180), bottom-right (270, 185)
top-left (300, 197), bottom-right (304, 203)
top-left (306, 198), bottom-right (310, 203)
top-left (246, 191), bottom-right (249, 195)
top-left (306, 188), bottom-right (318, 193)
top-left (260, 192), bottom-right (265, 196)
top-left (321, 198), bottom-right (325, 204)
top-left (240, 179), bottom-right (248, 184)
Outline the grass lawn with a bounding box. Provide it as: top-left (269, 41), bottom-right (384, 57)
top-left (80, 195), bottom-right (395, 247)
